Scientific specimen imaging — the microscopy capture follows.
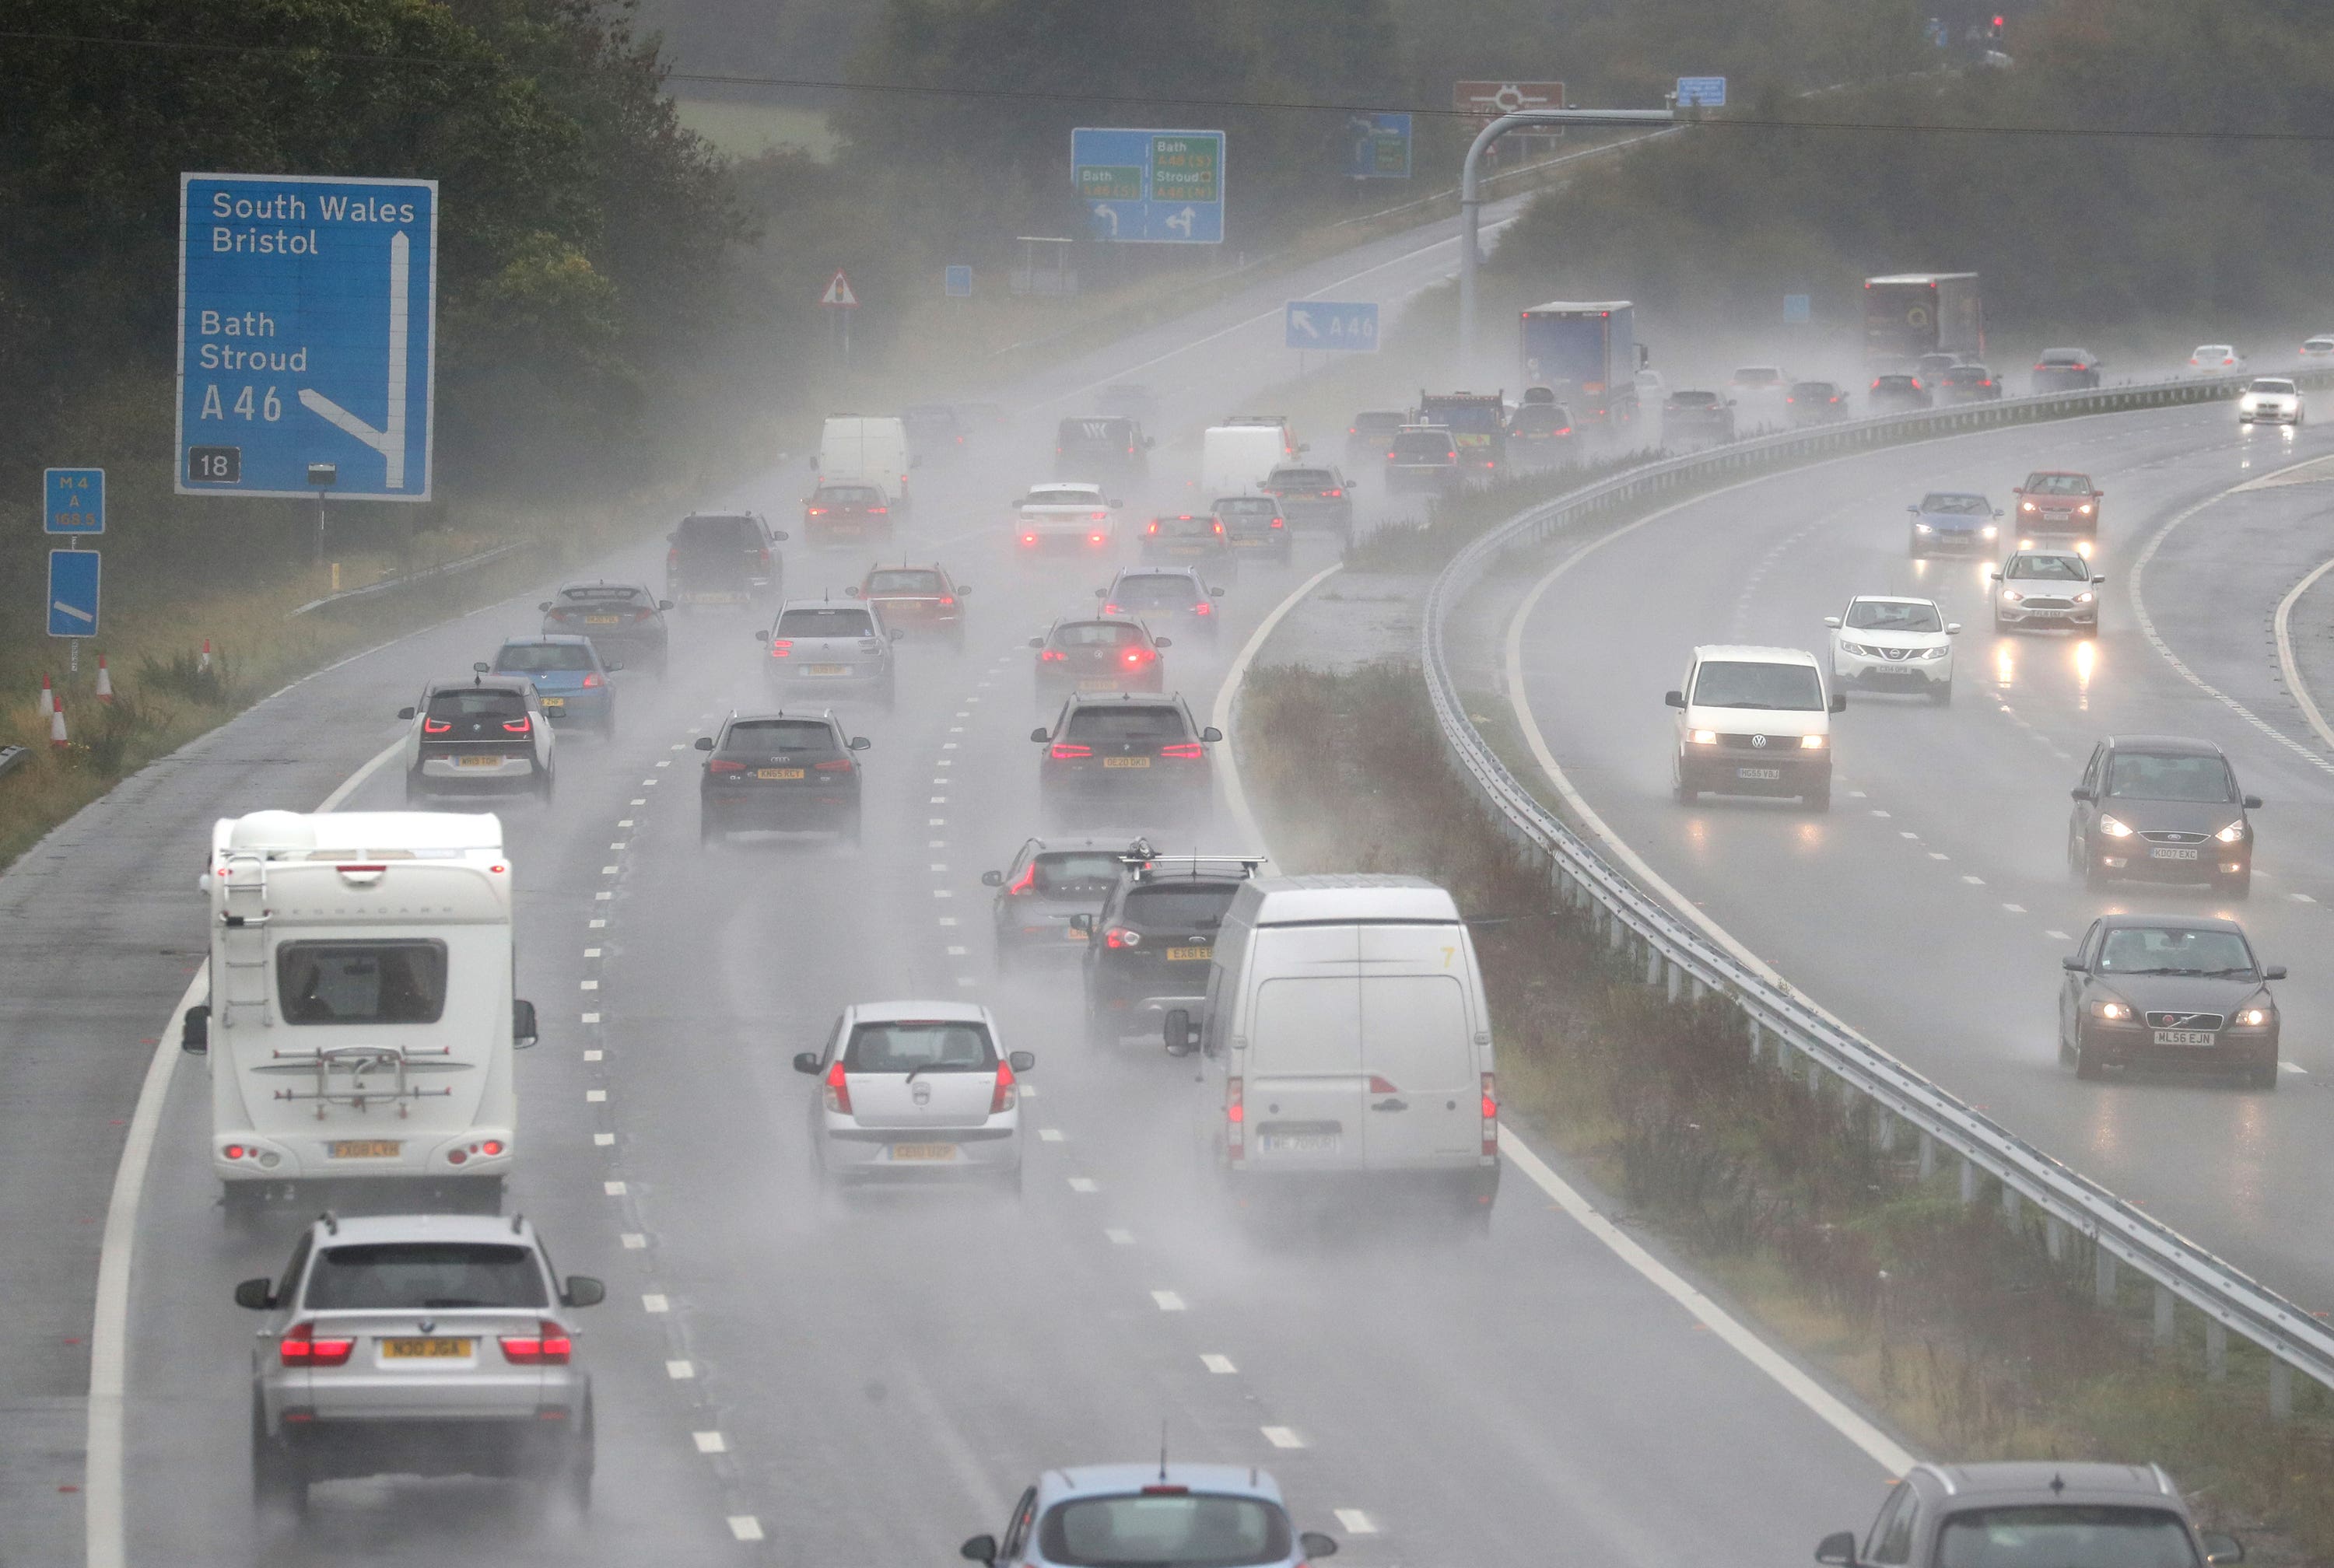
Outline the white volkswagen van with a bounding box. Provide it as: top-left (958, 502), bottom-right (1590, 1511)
top-left (815, 415), bottom-right (915, 515)
top-left (1665, 644), bottom-right (1843, 810)
top-left (1166, 875), bottom-right (1498, 1224)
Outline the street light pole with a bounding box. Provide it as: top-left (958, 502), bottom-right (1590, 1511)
top-left (1456, 109), bottom-right (1677, 370)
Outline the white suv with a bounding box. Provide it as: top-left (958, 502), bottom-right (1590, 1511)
top-left (1665, 645), bottom-right (1842, 810)
top-left (1825, 596), bottom-right (1959, 705)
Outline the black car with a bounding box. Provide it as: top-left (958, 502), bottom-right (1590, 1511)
top-left (1868, 373), bottom-right (1933, 412)
top-left (667, 512), bottom-right (786, 611)
top-left (1032, 616), bottom-right (1169, 696)
top-left (1057, 415), bottom-right (1151, 483)
top-left (2058, 914), bottom-right (2283, 1087)
top-left (1077, 852), bottom-right (1260, 1045)
top-left (983, 836), bottom-right (1145, 970)
top-left (1210, 495), bottom-right (1290, 562)
top-left (2031, 348), bottom-right (2104, 393)
top-left (1142, 512), bottom-right (1237, 574)
top-left (1384, 425), bottom-right (1460, 496)
top-left (901, 402), bottom-right (965, 462)
top-left (1099, 569), bottom-right (1224, 642)
top-left (539, 581), bottom-right (671, 677)
top-left (1785, 381), bottom-right (1849, 425)
top-left (1032, 693), bottom-right (1218, 829)
top-left (1663, 390), bottom-right (1736, 441)
top-left (1258, 465), bottom-right (1354, 537)
top-left (1938, 363), bottom-right (2003, 402)
top-left (2069, 735), bottom-right (2260, 897)
top-left (1503, 403), bottom-right (1579, 465)
top-left (1346, 409), bottom-right (1407, 467)
top-left (695, 711), bottom-right (870, 845)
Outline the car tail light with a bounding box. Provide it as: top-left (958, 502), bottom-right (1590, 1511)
top-left (1102, 603), bottom-right (1122, 615)
top-left (1160, 741), bottom-right (1204, 758)
top-left (632, 607), bottom-right (655, 622)
top-left (1226, 1076), bottom-right (1244, 1158)
top-left (823, 1059), bottom-right (852, 1115)
top-left (806, 507), bottom-right (826, 516)
top-left (1007, 863), bottom-right (1038, 894)
top-left (1022, 533), bottom-right (1039, 546)
top-left (1146, 521), bottom-right (1159, 535)
top-left (1039, 649), bottom-right (1067, 662)
top-left (938, 595), bottom-right (955, 606)
top-left (1213, 520), bottom-right (1225, 534)
top-left (582, 673), bottom-right (601, 688)
top-left (813, 758), bottom-right (854, 772)
top-left (1103, 926), bottom-right (1140, 948)
top-left (1326, 488), bottom-right (1343, 498)
top-left (279, 1322), bottom-right (354, 1368)
top-left (665, 546), bottom-right (678, 567)
top-left (502, 718), bottom-right (531, 734)
top-left (1368, 1075), bottom-right (1400, 1094)
top-left (1193, 600), bottom-right (1212, 615)
top-left (707, 759), bottom-right (745, 774)
top-left (1981, 380), bottom-right (1994, 387)
top-left (499, 1320), bottom-right (573, 1366)
top-left (422, 718), bottom-right (452, 734)
top-left (869, 506), bottom-right (888, 515)
top-left (1092, 510), bottom-right (1109, 521)
top-left (1090, 530), bottom-right (1108, 545)
top-left (1558, 425), bottom-right (1575, 433)
top-left (759, 547), bottom-right (772, 567)
top-left (1050, 741), bottom-right (1092, 759)
top-left (768, 639), bottom-right (792, 659)
top-left (1124, 648), bottom-right (1153, 666)
top-left (1481, 1071), bottom-right (1499, 1155)
top-left (990, 1059), bottom-right (1018, 1115)
top-left (1872, 379), bottom-right (1884, 390)
top-left (1269, 517), bottom-right (1284, 529)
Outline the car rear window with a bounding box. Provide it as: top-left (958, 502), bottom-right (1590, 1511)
top-left (1060, 417), bottom-right (1137, 446)
top-left (1509, 405), bottom-right (1571, 433)
top-left (1152, 515), bottom-right (1218, 537)
top-left (776, 607), bottom-right (876, 638)
top-left (723, 719), bottom-right (838, 755)
top-left (1039, 1493), bottom-right (1290, 1568)
top-left (425, 688), bottom-right (527, 721)
top-left (675, 514), bottom-right (759, 547)
top-left (1733, 368), bottom-right (1782, 384)
top-left (1026, 488), bottom-right (1103, 507)
top-left (1943, 366), bottom-right (1991, 381)
top-left (2026, 474), bottom-right (2094, 495)
top-left (2041, 350), bottom-right (2090, 365)
top-left (1669, 391), bottom-right (1720, 407)
top-left (1351, 411), bottom-right (1404, 432)
top-left (1876, 376), bottom-right (1919, 390)
top-left (816, 485), bottom-right (881, 506)
top-left (559, 584), bottom-right (643, 604)
top-left (303, 1242), bottom-right (549, 1311)
top-left (867, 569), bottom-right (943, 594)
top-left (1066, 706), bottom-right (1190, 744)
top-left (1269, 469), bottom-right (1333, 488)
top-left (1691, 660), bottom-right (1824, 711)
top-left (1214, 498), bottom-right (1277, 518)
top-left (1393, 431), bottom-right (1455, 459)
top-left (2107, 752), bottom-right (2234, 803)
top-left (496, 643), bottom-right (594, 673)
top-left (1123, 882), bottom-right (1239, 930)
top-left (843, 1020), bottom-right (996, 1073)
top-left (1057, 621), bottom-right (1144, 648)
top-left (1033, 852), bottom-right (1127, 891)
top-left (1113, 576), bottom-right (1198, 607)
top-left (279, 940), bottom-right (447, 1025)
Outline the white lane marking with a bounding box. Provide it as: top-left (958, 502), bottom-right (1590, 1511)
top-left (1961, 874), bottom-right (1985, 885)
top-left (605, 1180), bottom-right (628, 1195)
top-left (1213, 560), bottom-right (1347, 845)
top-left (1039, 1128), bottom-right (1065, 1142)
top-left (933, 889), bottom-right (953, 899)
top-left (655, 759), bottom-right (671, 768)
top-left (2291, 892), bottom-right (2318, 904)
top-left (584, 1048), bottom-right (604, 1062)
top-left (1929, 852), bottom-right (1949, 861)
top-left (1334, 1510), bottom-right (1379, 1535)
top-left (601, 865), bottom-right (619, 875)
top-left (643, 777), bottom-right (659, 785)
top-left (629, 798), bottom-right (646, 805)
top-left (956, 976), bottom-right (977, 987)
top-left (580, 979), bottom-right (599, 990)
top-left (1151, 1290), bottom-right (1188, 1311)
top-left (1260, 1426), bottom-right (1305, 1449)
top-left (930, 796), bottom-right (949, 803)
top-left (668, 1360), bottom-right (695, 1379)
top-left (582, 1011), bottom-right (601, 1023)
top-left (1018, 1084), bottom-right (1037, 1098)
top-left (930, 817), bottom-right (948, 827)
top-left (729, 1516), bottom-right (764, 1542)
top-left (938, 915), bottom-right (958, 926)
top-left (643, 1293), bottom-right (669, 1314)
top-left (622, 1233), bottom-right (647, 1249)
top-left (589, 919), bottom-right (606, 929)
top-left (1899, 831), bottom-right (1919, 840)
top-left (1106, 1227), bottom-right (1136, 1244)
top-left (586, 1089), bottom-right (607, 1103)
top-left (1499, 1125), bottom-right (1916, 1472)
top-left (669, 741), bottom-right (685, 750)
top-left (955, 711), bottom-right (969, 718)
top-left (584, 947), bottom-right (602, 957)
top-left (2272, 553), bottom-right (2334, 754)
top-left (1847, 789), bottom-right (1867, 798)
top-left (594, 1132), bottom-right (615, 1146)
top-left (609, 841), bottom-right (627, 850)
top-left (947, 945), bottom-right (969, 957)
top-left (2002, 903), bottom-right (2027, 913)
top-left (2046, 929), bottom-right (2072, 941)
top-left (1870, 809), bottom-right (1891, 818)
top-left (1201, 1353), bottom-right (1238, 1374)
top-left (2280, 1062), bottom-right (2309, 1075)
top-left (595, 891), bottom-right (612, 901)
top-left (1068, 1176), bottom-right (1099, 1193)
top-left (694, 1431), bottom-right (727, 1454)
top-left (930, 863), bottom-right (949, 872)
top-left (315, 736), bottom-right (406, 810)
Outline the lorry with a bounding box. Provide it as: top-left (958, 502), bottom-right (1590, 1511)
top-left (181, 810), bottom-right (537, 1220)
top-left (815, 415), bottom-right (915, 517)
top-left (1863, 274), bottom-right (1983, 368)
top-left (1417, 389), bottom-right (1509, 475)
top-left (1518, 301), bottom-right (1642, 429)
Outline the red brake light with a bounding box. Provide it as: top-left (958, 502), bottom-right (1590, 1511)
top-left (1006, 863), bottom-right (1038, 894)
top-left (1558, 426), bottom-right (1573, 435)
top-left (1039, 649), bottom-right (1067, 662)
top-left (1022, 533), bottom-right (1039, 545)
top-left (1050, 741), bottom-right (1092, 760)
top-left (1212, 520), bottom-right (1225, 534)
top-left (1146, 521), bottom-right (1159, 535)
top-left (869, 506), bottom-right (888, 515)
top-left (1368, 1074), bottom-right (1400, 1094)
top-left (807, 507), bottom-right (825, 515)
top-left (1481, 1071), bottom-right (1499, 1155)
top-left (1326, 488), bottom-right (1343, 498)
top-left (279, 1322), bottom-right (353, 1368)
top-left (938, 595), bottom-right (955, 606)
top-left (707, 759), bottom-right (745, 774)
top-left (1193, 600), bottom-right (1212, 615)
top-left (1268, 517), bottom-right (1283, 529)
top-left (823, 1059), bottom-right (852, 1115)
top-left (813, 758), bottom-right (853, 772)
top-left (1090, 531), bottom-right (1107, 545)
top-left (1102, 603), bottom-right (1122, 615)
top-left (1160, 741), bottom-right (1204, 758)
top-left (422, 718), bottom-right (452, 734)
top-left (582, 673), bottom-right (601, 688)
top-left (502, 718), bottom-right (531, 734)
top-left (768, 639), bottom-right (792, 659)
top-left (1226, 1075), bottom-right (1244, 1157)
top-left (990, 1059), bottom-right (1017, 1115)
top-left (1092, 510), bottom-right (1109, 521)
top-left (499, 1320), bottom-right (572, 1366)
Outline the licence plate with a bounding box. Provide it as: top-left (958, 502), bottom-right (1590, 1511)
top-left (2150, 846), bottom-right (2200, 860)
top-left (1165, 946), bottom-right (1212, 962)
top-left (699, 593), bottom-right (741, 603)
top-left (584, 614), bottom-right (622, 625)
top-left (2153, 1029), bottom-right (2216, 1047)
top-left (541, 696), bottom-right (565, 709)
top-left (756, 767), bottom-right (806, 780)
top-left (889, 1143), bottom-right (955, 1161)
top-left (1736, 766), bottom-right (1782, 781)
top-left (1260, 1132), bottom-right (1340, 1154)
top-left (808, 663), bottom-right (849, 676)
top-left (457, 754), bottom-right (505, 768)
top-left (329, 1139), bottom-right (401, 1159)
top-left (1066, 926), bottom-right (1088, 941)
top-left (1078, 677), bottom-right (1119, 691)
top-left (381, 1338), bottom-right (472, 1360)
top-left (1103, 756), bottom-right (1151, 768)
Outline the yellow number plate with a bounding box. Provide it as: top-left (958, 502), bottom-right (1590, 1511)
top-left (1102, 756), bottom-right (1151, 768)
top-left (1165, 946), bottom-right (1212, 962)
top-left (381, 1338), bottom-right (472, 1360)
top-left (808, 663), bottom-right (849, 676)
top-left (457, 754), bottom-right (504, 768)
top-left (583, 614), bottom-right (622, 625)
top-left (329, 1139), bottom-right (402, 1159)
top-left (1078, 678), bottom-right (1119, 691)
top-left (756, 768), bottom-right (806, 780)
top-left (889, 1143), bottom-right (955, 1161)
top-left (541, 696), bottom-right (565, 708)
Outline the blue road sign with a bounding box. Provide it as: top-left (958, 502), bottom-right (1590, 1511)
top-left (44, 468), bottom-right (104, 534)
top-left (47, 549), bottom-right (100, 639)
top-left (1345, 113), bottom-right (1412, 180)
top-left (1071, 128), bottom-right (1226, 245)
top-left (944, 264), bottom-right (973, 298)
top-left (176, 173), bottom-right (439, 502)
top-left (1284, 301), bottom-right (1380, 353)
top-left (1784, 293), bottom-right (1812, 324)
top-left (1677, 76), bottom-right (1727, 107)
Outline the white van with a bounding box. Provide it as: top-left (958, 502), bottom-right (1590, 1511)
top-left (181, 810), bottom-right (536, 1219)
top-left (1166, 875), bottom-right (1498, 1223)
top-left (1200, 424), bottom-right (1296, 499)
top-left (1664, 643), bottom-right (1843, 810)
top-left (816, 415), bottom-right (915, 515)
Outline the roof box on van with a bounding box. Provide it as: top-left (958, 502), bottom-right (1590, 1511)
top-left (1240, 873), bottom-right (1460, 926)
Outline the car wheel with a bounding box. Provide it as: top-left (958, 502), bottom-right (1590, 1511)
top-left (1806, 783), bottom-right (1831, 812)
top-left (843, 808), bottom-right (863, 849)
top-left (699, 818), bottom-right (717, 849)
top-left (1085, 1003), bottom-right (1116, 1048)
top-left (2073, 1038), bottom-right (2104, 1080)
top-left (2082, 840), bottom-right (2110, 892)
top-left (562, 1399), bottom-right (595, 1512)
top-left (252, 1400), bottom-right (307, 1515)
top-left (1929, 681), bottom-right (1953, 707)
top-left (402, 769), bottom-right (424, 807)
top-left (2251, 1062), bottom-right (2281, 1092)
top-left (1908, 537), bottom-right (1924, 559)
top-left (535, 768), bottom-right (555, 805)
top-left (998, 1160), bottom-right (1025, 1202)
top-left (601, 708), bottom-right (617, 740)
top-left (2217, 866), bottom-right (2252, 901)
top-left (1673, 778), bottom-right (1698, 805)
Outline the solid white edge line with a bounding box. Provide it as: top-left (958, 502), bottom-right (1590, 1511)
top-left (2272, 555), bottom-right (2334, 753)
top-left (1214, 561), bottom-right (1344, 849)
top-left (86, 733), bottom-right (402, 1566)
top-left (1497, 1124), bottom-right (1917, 1474)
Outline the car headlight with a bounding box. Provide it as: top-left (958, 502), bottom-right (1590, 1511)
top-left (2234, 1005), bottom-right (2273, 1028)
top-left (2001, 588), bottom-right (2024, 602)
top-left (1690, 729), bottom-right (1718, 745)
top-left (1838, 641), bottom-right (1868, 657)
top-left (2020, 500), bottom-right (2038, 512)
top-left (2075, 590), bottom-right (2094, 604)
top-left (1800, 733), bottom-right (1827, 749)
top-left (2090, 999), bottom-right (2132, 1021)
top-left (1982, 524), bottom-right (1998, 538)
top-left (2078, 503), bottom-right (2094, 515)
top-left (2215, 819), bottom-right (2246, 844)
top-left (1915, 523), bottom-right (1935, 533)
top-left (2097, 814), bottom-right (2135, 838)
top-left (1918, 646), bottom-right (1950, 660)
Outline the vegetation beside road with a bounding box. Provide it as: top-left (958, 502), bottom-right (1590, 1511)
top-left (1242, 658), bottom-right (2334, 1557)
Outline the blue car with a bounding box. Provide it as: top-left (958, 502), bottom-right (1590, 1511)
top-left (1905, 491), bottom-right (2002, 558)
top-left (492, 635), bottom-right (617, 735)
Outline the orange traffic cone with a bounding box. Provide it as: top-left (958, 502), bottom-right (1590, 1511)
top-left (198, 638), bottom-right (213, 675)
top-left (39, 672), bottom-right (54, 716)
top-left (49, 695), bottom-right (68, 750)
top-left (94, 655), bottom-right (114, 704)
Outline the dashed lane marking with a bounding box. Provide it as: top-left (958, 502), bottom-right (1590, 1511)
top-left (2002, 903), bottom-right (2027, 913)
top-left (586, 1089), bottom-right (607, 1104)
top-left (1334, 1511), bottom-right (1379, 1535)
top-left (1039, 1129), bottom-right (1064, 1142)
top-left (605, 1181), bottom-right (628, 1196)
top-left (2046, 929), bottom-right (2072, 941)
top-left (1260, 1427), bottom-right (1305, 1449)
top-left (594, 1133), bottom-right (615, 1147)
top-left (694, 1432), bottom-right (727, 1454)
top-left (584, 1049), bottom-right (603, 1062)
top-left (667, 1360), bottom-right (694, 1380)
top-left (1201, 1353), bottom-right (1237, 1374)
top-left (580, 980), bottom-right (599, 991)
top-left (621, 1233), bottom-right (647, 1249)
top-left (589, 919), bottom-right (606, 929)
top-left (1961, 875), bottom-right (1985, 885)
top-left (1068, 1177), bottom-right (1099, 1193)
top-left (643, 1293), bottom-right (669, 1314)
top-left (1106, 1227), bottom-right (1134, 1244)
top-left (1151, 1290), bottom-right (1187, 1311)
top-left (584, 947), bottom-right (601, 957)
top-left (728, 1517), bottom-right (764, 1542)
top-left (582, 1011), bottom-right (601, 1023)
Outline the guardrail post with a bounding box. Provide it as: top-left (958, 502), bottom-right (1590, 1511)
top-left (1645, 945), bottom-right (1663, 988)
top-left (2094, 1247), bottom-right (2117, 1307)
top-left (1805, 1056), bottom-right (1822, 1096)
top-left (2045, 1215), bottom-right (2066, 1263)
top-left (1664, 960), bottom-right (1683, 1003)
top-left (2206, 1319), bottom-right (2228, 1381)
top-left (1919, 1132), bottom-right (1936, 1180)
top-left (1875, 1111), bottom-right (1897, 1153)
top-left (2269, 1361), bottom-right (2293, 1419)
top-left (2154, 1285), bottom-right (2175, 1345)
top-left (1607, 907), bottom-right (1625, 953)
top-left (1958, 1157), bottom-right (1978, 1205)
top-left (2002, 1185), bottom-right (2021, 1229)
top-left (1747, 1022), bottom-right (1764, 1064)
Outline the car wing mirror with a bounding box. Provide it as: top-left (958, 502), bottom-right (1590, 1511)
top-left (1092, 586), bottom-right (1107, 597)
top-left (658, 599), bottom-right (673, 611)
top-left (513, 999), bottom-right (539, 1050)
top-left (2243, 793), bottom-right (2262, 809)
top-left (398, 706), bottom-right (416, 720)
top-left (755, 628), bottom-right (769, 642)
top-left (792, 1052), bottom-right (822, 1075)
top-left (2264, 965), bottom-right (2288, 982)
top-left (1200, 726), bottom-right (1223, 743)
top-left (1163, 1009), bottom-right (1197, 1057)
top-left (181, 1003), bottom-right (211, 1055)
top-left (1068, 914), bottom-right (1093, 934)
top-left (1829, 693), bottom-right (1847, 713)
top-left (961, 1535), bottom-right (998, 1564)
top-left (955, 584), bottom-right (972, 595)
top-left (889, 628), bottom-right (905, 642)
top-left (771, 530), bottom-right (790, 542)
top-left (538, 600), bottom-right (554, 611)
top-left (233, 1278), bottom-right (275, 1311)
top-left (850, 736), bottom-right (871, 751)
top-left (1111, 496), bottom-right (1127, 508)
top-left (2201, 1532), bottom-right (2245, 1566)
top-left (1029, 637), bottom-right (1046, 649)
top-left (695, 735), bottom-right (716, 751)
top-left (603, 659), bottom-right (623, 672)
top-left (1209, 586), bottom-right (1225, 597)
top-left (981, 870), bottom-right (1004, 887)
top-left (472, 661), bottom-right (490, 674)
top-left (2062, 954), bottom-right (2086, 971)
top-left (1815, 1532), bottom-right (1859, 1567)
top-left (2069, 786), bottom-right (2093, 801)
top-left (562, 1276), bottom-right (606, 1308)
top-left (1153, 636), bottom-right (1172, 648)
top-left (1008, 1050), bottom-right (1036, 1073)
top-left (2089, 573), bottom-right (2107, 585)
top-left (1823, 616), bottom-right (1842, 628)
top-left (1298, 1532), bottom-right (1339, 1559)
top-left (845, 585), bottom-right (863, 598)
top-left (1663, 690), bottom-right (1685, 709)
top-left (1946, 623), bottom-right (1962, 635)
top-left (1030, 727), bottom-right (1052, 743)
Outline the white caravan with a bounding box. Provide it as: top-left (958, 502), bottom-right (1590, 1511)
top-left (182, 810), bottom-right (536, 1217)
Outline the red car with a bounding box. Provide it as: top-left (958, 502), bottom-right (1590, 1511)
top-left (802, 483), bottom-right (893, 548)
top-left (849, 563), bottom-right (968, 648)
top-left (2013, 471), bottom-right (2104, 534)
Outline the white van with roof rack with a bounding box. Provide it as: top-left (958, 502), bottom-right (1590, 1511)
top-left (1165, 874), bottom-right (1498, 1225)
top-left (181, 810), bottom-right (537, 1221)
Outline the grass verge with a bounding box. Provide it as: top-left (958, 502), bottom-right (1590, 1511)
top-left (1242, 658), bottom-right (2334, 1556)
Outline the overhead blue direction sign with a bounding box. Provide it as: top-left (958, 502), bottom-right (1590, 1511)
top-left (1071, 129), bottom-right (1226, 245)
top-left (45, 468), bottom-right (104, 534)
top-left (1284, 301), bottom-right (1380, 353)
top-left (1676, 76), bottom-right (1727, 107)
top-left (176, 173), bottom-right (439, 501)
top-left (47, 549), bottom-right (100, 639)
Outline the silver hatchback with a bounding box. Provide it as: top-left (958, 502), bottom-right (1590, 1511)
top-left (236, 1213), bottom-right (605, 1513)
top-left (757, 598), bottom-right (901, 708)
top-left (792, 1001), bottom-right (1032, 1195)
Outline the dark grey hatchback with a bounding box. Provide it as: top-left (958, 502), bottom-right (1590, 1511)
top-left (2068, 735), bottom-right (2259, 898)
top-left (983, 837), bottom-right (1144, 970)
top-left (696, 712), bottom-right (869, 846)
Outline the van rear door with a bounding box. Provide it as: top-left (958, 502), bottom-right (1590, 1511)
top-left (1242, 926), bottom-right (1362, 1167)
top-left (1358, 926), bottom-right (1479, 1166)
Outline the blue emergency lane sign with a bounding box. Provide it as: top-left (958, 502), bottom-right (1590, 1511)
top-left (47, 549), bottom-right (100, 639)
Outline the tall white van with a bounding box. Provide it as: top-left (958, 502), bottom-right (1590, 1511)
top-left (816, 415), bottom-right (915, 514)
top-left (1166, 875), bottom-right (1499, 1223)
top-left (181, 810), bottom-right (536, 1219)
top-left (1200, 424), bottom-right (1295, 499)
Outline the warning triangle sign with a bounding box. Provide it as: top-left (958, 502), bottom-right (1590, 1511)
top-left (821, 271), bottom-right (859, 308)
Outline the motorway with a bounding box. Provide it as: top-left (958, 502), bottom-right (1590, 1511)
top-left (1508, 400), bottom-right (2334, 1311)
top-left (2, 187), bottom-right (1900, 1567)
